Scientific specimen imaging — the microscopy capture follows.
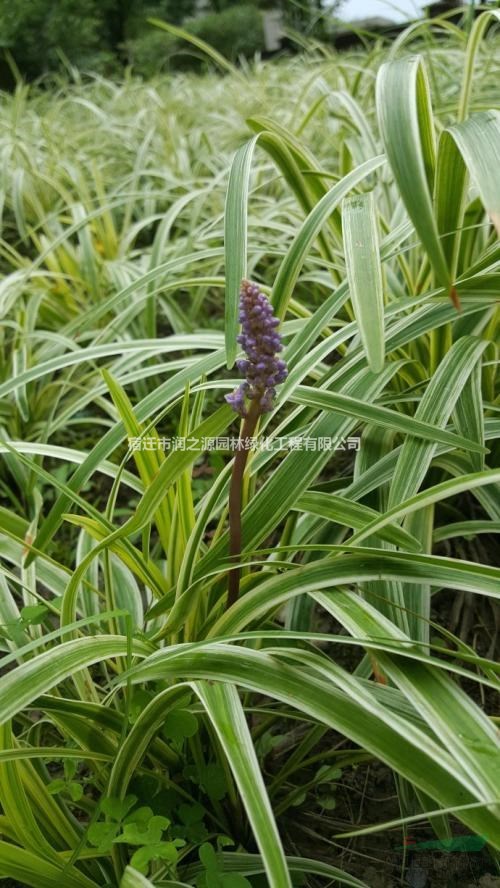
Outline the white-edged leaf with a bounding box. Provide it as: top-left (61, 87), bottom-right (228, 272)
top-left (342, 192), bottom-right (385, 373)
top-left (194, 682), bottom-right (292, 888)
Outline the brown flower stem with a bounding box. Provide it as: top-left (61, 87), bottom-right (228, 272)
top-left (227, 398), bottom-right (261, 610)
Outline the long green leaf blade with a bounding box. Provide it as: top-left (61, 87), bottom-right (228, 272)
top-left (195, 682), bottom-right (292, 888)
top-left (342, 192), bottom-right (385, 373)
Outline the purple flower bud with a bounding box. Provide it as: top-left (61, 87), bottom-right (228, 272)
top-left (226, 280), bottom-right (288, 417)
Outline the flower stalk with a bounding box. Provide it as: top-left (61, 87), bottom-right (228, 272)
top-left (225, 280), bottom-right (288, 609)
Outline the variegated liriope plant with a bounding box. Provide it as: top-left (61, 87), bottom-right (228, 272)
top-left (0, 10), bottom-right (499, 888)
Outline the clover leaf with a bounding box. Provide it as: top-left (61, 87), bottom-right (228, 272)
top-left (88, 822), bottom-right (121, 852)
top-left (163, 708), bottom-right (199, 746)
top-left (196, 843), bottom-right (251, 888)
top-left (101, 795), bottom-right (137, 822)
top-left (20, 604), bottom-right (48, 625)
top-left (114, 812), bottom-right (170, 846)
top-left (130, 840), bottom-right (182, 875)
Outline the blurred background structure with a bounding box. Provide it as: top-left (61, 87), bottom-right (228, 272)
top-left (0, 0), bottom-right (493, 84)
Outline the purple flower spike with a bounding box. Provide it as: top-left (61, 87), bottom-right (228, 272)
top-left (225, 279), bottom-right (288, 417)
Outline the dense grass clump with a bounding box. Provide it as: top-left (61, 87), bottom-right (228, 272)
top-left (0, 14), bottom-right (499, 888)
